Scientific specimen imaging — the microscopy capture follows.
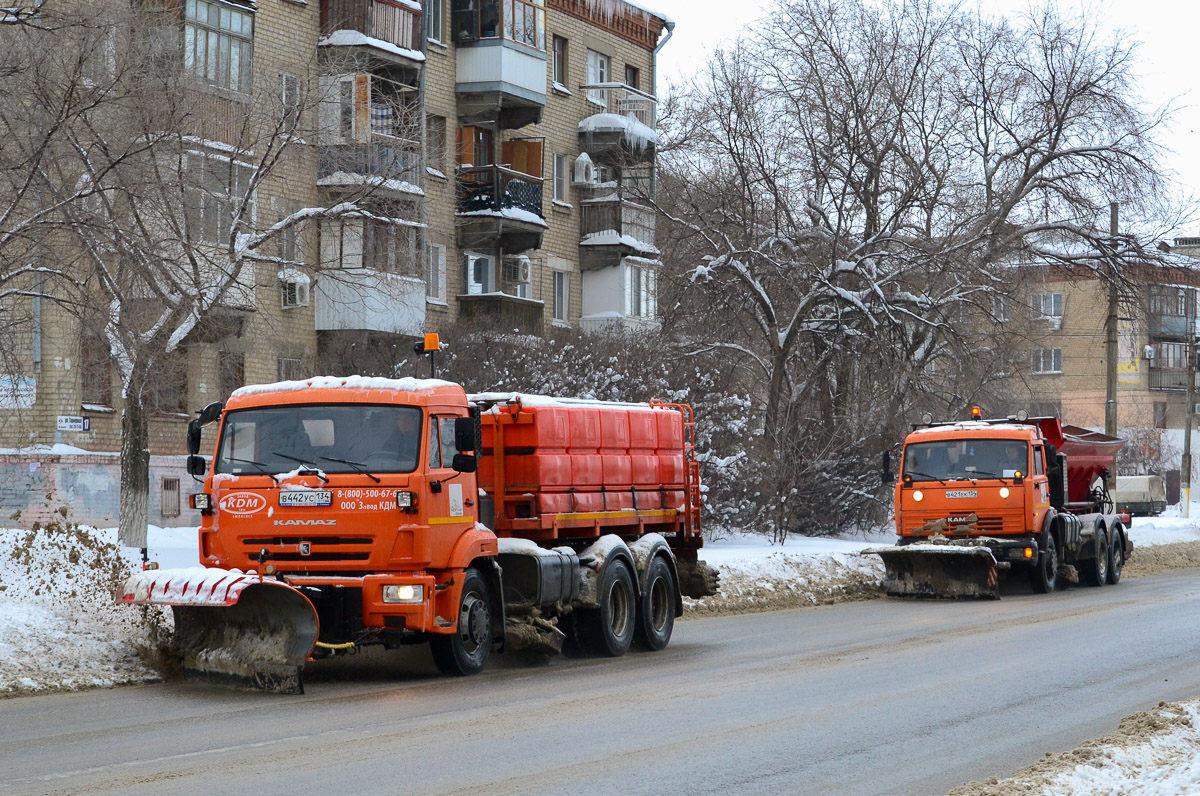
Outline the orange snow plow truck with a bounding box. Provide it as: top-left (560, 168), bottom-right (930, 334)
top-left (867, 410), bottom-right (1132, 599)
top-left (118, 376), bottom-right (718, 694)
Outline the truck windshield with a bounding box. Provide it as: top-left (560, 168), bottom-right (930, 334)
top-left (903, 438), bottom-right (1028, 481)
top-left (214, 404), bottom-right (423, 475)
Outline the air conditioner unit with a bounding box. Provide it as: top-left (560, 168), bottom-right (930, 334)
top-left (1144, 345), bottom-right (1156, 361)
top-left (503, 256), bottom-right (531, 284)
top-left (1047, 316), bottom-right (1062, 331)
top-left (280, 279), bottom-right (309, 309)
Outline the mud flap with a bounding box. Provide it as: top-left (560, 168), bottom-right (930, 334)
top-left (867, 546), bottom-right (999, 599)
top-left (173, 584), bottom-right (319, 694)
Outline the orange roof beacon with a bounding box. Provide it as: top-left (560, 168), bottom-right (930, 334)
top-left (118, 375), bottom-right (716, 693)
top-left (866, 411), bottom-right (1130, 599)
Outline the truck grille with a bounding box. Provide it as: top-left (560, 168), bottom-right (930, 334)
top-left (902, 513), bottom-right (1015, 535)
top-left (241, 537), bottom-right (374, 562)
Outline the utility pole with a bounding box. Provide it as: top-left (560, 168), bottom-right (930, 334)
top-left (1185, 290), bottom-right (1196, 518)
top-left (1105, 202), bottom-right (1119, 438)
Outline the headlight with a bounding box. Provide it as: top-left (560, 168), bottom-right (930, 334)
top-left (396, 491), bottom-right (414, 508)
top-left (912, 490), bottom-right (924, 502)
top-left (190, 493), bottom-right (211, 510)
top-left (382, 584), bottom-right (424, 603)
top-left (999, 487), bottom-right (1010, 499)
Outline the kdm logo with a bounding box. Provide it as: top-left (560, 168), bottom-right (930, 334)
top-left (219, 492), bottom-right (267, 515)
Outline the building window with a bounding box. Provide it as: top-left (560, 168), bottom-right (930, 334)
top-left (339, 78), bottom-right (355, 139)
top-left (450, 0), bottom-right (543, 49)
top-left (217, 351), bottom-right (244, 399)
top-left (426, 114), bottom-right (446, 175)
top-left (425, 0), bottom-right (443, 42)
top-left (1030, 292), bottom-right (1063, 319)
top-left (184, 152), bottom-right (255, 246)
top-left (277, 356), bottom-right (304, 382)
top-left (626, 262), bottom-right (657, 319)
top-left (553, 153), bottom-right (569, 203)
top-left (281, 73), bottom-right (300, 132)
top-left (1155, 402), bottom-right (1168, 429)
top-left (465, 252), bottom-right (494, 294)
top-left (992, 294), bottom-right (1009, 323)
top-left (427, 242), bottom-right (447, 302)
top-left (80, 329), bottom-right (113, 407)
top-left (1031, 347), bottom-right (1063, 374)
top-left (624, 64), bottom-right (639, 90)
top-left (161, 477), bottom-right (181, 518)
top-left (363, 222), bottom-right (416, 273)
top-left (586, 49), bottom-right (609, 105)
top-left (552, 35), bottom-right (567, 86)
top-left (553, 270), bottom-right (568, 323)
top-left (184, 0), bottom-right (254, 94)
top-left (150, 354), bottom-right (188, 414)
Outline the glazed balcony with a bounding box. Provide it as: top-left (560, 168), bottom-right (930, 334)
top-left (579, 83), bottom-right (658, 161)
top-left (1148, 368), bottom-right (1200, 391)
top-left (318, 134), bottom-right (423, 198)
top-left (579, 191), bottom-right (657, 270)
top-left (314, 269), bottom-right (425, 335)
top-left (457, 165), bottom-right (545, 254)
top-left (451, 0), bottom-right (547, 128)
top-left (320, 0), bottom-right (424, 68)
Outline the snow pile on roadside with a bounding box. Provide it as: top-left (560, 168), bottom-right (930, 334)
top-left (685, 531), bottom-right (889, 615)
top-left (951, 699), bottom-right (1200, 795)
top-left (0, 524), bottom-right (180, 697)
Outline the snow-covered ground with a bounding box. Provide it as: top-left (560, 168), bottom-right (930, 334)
top-left (4, 514), bottom-right (1200, 793)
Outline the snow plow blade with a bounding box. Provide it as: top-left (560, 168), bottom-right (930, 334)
top-left (865, 545), bottom-right (999, 599)
top-left (118, 568), bottom-right (319, 694)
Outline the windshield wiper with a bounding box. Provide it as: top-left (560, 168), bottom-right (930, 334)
top-left (272, 451), bottom-right (330, 483)
top-left (319, 456), bottom-right (381, 483)
top-left (905, 470), bottom-right (947, 484)
top-left (227, 456), bottom-right (271, 474)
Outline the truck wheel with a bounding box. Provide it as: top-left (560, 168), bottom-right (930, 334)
top-left (1082, 528), bottom-right (1108, 587)
top-left (579, 558), bottom-right (636, 657)
top-left (635, 556), bottom-right (675, 652)
top-left (1029, 533), bottom-right (1058, 594)
top-left (1108, 529), bottom-right (1124, 585)
top-left (430, 568), bottom-right (492, 676)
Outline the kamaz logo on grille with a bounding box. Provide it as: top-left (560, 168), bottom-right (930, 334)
top-left (947, 516), bottom-right (973, 523)
top-left (273, 519), bottom-right (336, 526)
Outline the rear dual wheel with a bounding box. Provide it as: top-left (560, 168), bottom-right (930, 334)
top-left (635, 556), bottom-right (675, 651)
top-left (1108, 527), bottom-right (1125, 585)
top-left (577, 558), bottom-right (637, 657)
top-left (1082, 528), bottom-right (1109, 587)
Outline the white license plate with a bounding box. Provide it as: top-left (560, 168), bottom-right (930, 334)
top-left (279, 491), bottom-right (332, 507)
top-left (945, 490), bottom-right (978, 499)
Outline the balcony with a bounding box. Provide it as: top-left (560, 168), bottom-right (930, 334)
top-left (319, 0), bottom-right (424, 69)
top-left (579, 83), bottom-right (658, 162)
top-left (314, 269), bottom-right (425, 335)
top-left (318, 134), bottom-right (423, 198)
top-left (579, 192), bottom-right (657, 270)
top-left (1148, 313), bottom-right (1193, 339)
top-left (452, 0), bottom-right (547, 128)
top-left (457, 165), bottom-right (545, 254)
top-left (457, 293), bottom-right (544, 334)
top-left (1148, 368), bottom-right (1200, 391)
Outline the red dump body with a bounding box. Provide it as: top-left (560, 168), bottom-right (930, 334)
top-left (476, 397), bottom-right (702, 553)
top-left (1032, 417), bottom-right (1126, 507)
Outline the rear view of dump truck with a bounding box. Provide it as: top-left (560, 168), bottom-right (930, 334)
top-left (868, 410), bottom-right (1132, 599)
top-left (118, 376), bottom-right (718, 693)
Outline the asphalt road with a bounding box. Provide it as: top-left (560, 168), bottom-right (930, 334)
top-left (4, 569), bottom-right (1200, 796)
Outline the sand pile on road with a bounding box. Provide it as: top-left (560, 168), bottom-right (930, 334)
top-left (1124, 541), bottom-right (1200, 578)
top-left (684, 551), bottom-right (885, 617)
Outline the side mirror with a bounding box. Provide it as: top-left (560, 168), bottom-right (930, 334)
top-left (198, 401), bottom-right (224, 425)
top-left (186, 455), bottom-right (207, 476)
top-left (454, 416), bottom-right (477, 453)
top-left (881, 451), bottom-right (892, 485)
top-left (451, 453), bottom-right (478, 473)
top-left (187, 419), bottom-right (203, 456)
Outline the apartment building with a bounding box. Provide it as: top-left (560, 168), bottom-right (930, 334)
top-left (2, 0), bottom-right (672, 462)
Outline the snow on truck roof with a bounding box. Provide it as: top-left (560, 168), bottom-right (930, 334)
top-left (906, 421), bottom-right (1038, 437)
top-left (468, 392), bottom-right (665, 413)
top-left (231, 376), bottom-right (462, 399)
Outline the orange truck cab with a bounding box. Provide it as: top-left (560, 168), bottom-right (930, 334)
top-left (878, 412), bottom-right (1132, 598)
top-left (120, 376), bottom-right (717, 693)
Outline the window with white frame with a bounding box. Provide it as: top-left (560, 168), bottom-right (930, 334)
top-left (626, 262), bottom-right (656, 319)
top-left (184, 152), bottom-right (255, 246)
top-left (1031, 347), bottom-right (1062, 374)
top-left (364, 222), bottom-right (416, 273)
top-left (553, 153), bottom-right (569, 203)
top-left (426, 242), bottom-right (447, 301)
top-left (184, 0), bottom-right (254, 94)
top-left (1030, 292), bottom-right (1063, 319)
top-left (281, 73), bottom-right (300, 132)
top-left (553, 269), bottom-right (568, 323)
top-left (552, 36), bottom-right (567, 85)
top-left (425, 0), bottom-right (443, 42)
top-left (586, 49), bottom-right (609, 106)
top-left (465, 252), bottom-right (494, 294)
top-left (992, 294), bottom-right (1010, 323)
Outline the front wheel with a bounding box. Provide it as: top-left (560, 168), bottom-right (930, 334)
top-left (1108, 528), bottom-right (1125, 585)
top-left (430, 568), bottom-right (492, 676)
top-left (635, 556), bottom-right (676, 651)
top-left (1030, 532), bottom-right (1058, 594)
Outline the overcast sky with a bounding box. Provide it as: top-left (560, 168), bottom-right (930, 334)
top-left (650, 0), bottom-right (1200, 240)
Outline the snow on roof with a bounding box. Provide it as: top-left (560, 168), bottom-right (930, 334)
top-left (581, 0), bottom-right (673, 26)
top-left (907, 421), bottom-right (1036, 437)
top-left (458, 207), bottom-right (548, 227)
top-left (277, 267), bottom-right (310, 285)
top-left (580, 230), bottom-right (660, 254)
top-left (578, 113), bottom-right (658, 149)
top-left (317, 172), bottom-right (425, 198)
top-left (469, 391), bottom-right (663, 413)
top-left (318, 30), bottom-right (426, 62)
top-left (233, 375), bottom-right (461, 398)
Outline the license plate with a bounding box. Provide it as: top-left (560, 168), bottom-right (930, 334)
top-left (279, 490), bottom-right (332, 507)
top-left (945, 490), bottom-right (978, 499)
